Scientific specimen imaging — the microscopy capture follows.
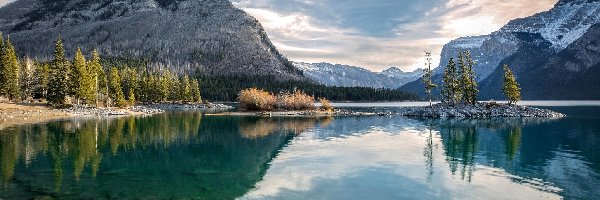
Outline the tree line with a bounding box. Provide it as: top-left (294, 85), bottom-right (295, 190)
top-left (0, 35), bottom-right (201, 107)
top-left (423, 50), bottom-right (521, 105)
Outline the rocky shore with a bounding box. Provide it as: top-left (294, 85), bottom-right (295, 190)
top-left (402, 102), bottom-right (565, 118)
top-left (63, 103), bottom-right (234, 116)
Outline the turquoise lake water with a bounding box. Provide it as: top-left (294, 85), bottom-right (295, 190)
top-left (0, 105), bottom-right (598, 199)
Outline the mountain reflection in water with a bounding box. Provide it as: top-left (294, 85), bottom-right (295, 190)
top-left (1, 106), bottom-right (599, 199)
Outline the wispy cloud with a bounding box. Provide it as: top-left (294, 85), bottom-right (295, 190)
top-left (233, 0), bottom-right (557, 72)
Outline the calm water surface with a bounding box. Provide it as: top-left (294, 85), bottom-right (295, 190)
top-left (0, 104), bottom-right (599, 199)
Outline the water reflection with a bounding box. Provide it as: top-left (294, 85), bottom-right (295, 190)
top-left (0, 113), bottom-right (332, 199)
top-left (1, 108), bottom-right (599, 199)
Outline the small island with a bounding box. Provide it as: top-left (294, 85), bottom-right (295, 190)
top-left (408, 51), bottom-right (565, 118)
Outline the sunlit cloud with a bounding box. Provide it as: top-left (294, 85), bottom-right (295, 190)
top-left (0, 0), bottom-right (14, 7)
top-left (233, 0), bottom-right (558, 72)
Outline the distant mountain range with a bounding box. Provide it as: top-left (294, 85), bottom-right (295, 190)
top-left (0, 0), bottom-right (303, 79)
top-left (400, 0), bottom-right (600, 100)
top-left (294, 62), bottom-right (422, 89)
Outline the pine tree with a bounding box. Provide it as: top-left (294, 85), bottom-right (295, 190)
top-left (121, 67), bottom-right (138, 102)
top-left (128, 90), bottom-right (135, 106)
top-left (422, 51), bottom-right (437, 107)
top-left (88, 49), bottom-right (104, 107)
top-left (190, 78), bottom-right (201, 103)
top-left (442, 58), bottom-right (460, 104)
top-left (108, 67), bottom-right (125, 107)
top-left (180, 74), bottom-right (192, 103)
top-left (73, 48), bottom-right (94, 105)
top-left (33, 62), bottom-right (49, 99)
top-left (458, 51), bottom-right (478, 105)
top-left (502, 64), bottom-right (521, 105)
top-left (19, 57), bottom-right (34, 100)
top-left (1, 36), bottom-right (20, 100)
top-left (48, 36), bottom-right (70, 106)
top-left (169, 72), bottom-right (180, 103)
top-left (159, 71), bottom-right (171, 103)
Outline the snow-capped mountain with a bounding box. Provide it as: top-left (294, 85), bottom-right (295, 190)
top-left (295, 62), bottom-right (422, 89)
top-left (401, 0), bottom-right (600, 100)
top-left (0, 0), bottom-right (303, 79)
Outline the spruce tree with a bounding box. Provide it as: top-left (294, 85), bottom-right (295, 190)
top-left (190, 78), bottom-right (201, 103)
top-left (48, 36), bottom-right (70, 106)
top-left (88, 49), bottom-right (104, 107)
top-left (33, 62), bottom-right (49, 99)
top-left (73, 48), bottom-right (94, 105)
top-left (159, 71), bottom-right (171, 102)
top-left (128, 90), bottom-right (135, 106)
top-left (20, 57), bottom-right (34, 100)
top-left (442, 58), bottom-right (460, 104)
top-left (108, 67), bottom-right (125, 107)
top-left (458, 51), bottom-right (478, 105)
top-left (169, 72), bottom-right (180, 103)
top-left (422, 51), bottom-right (437, 107)
top-left (1, 36), bottom-right (20, 100)
top-left (180, 74), bottom-right (192, 103)
top-left (502, 64), bottom-right (521, 105)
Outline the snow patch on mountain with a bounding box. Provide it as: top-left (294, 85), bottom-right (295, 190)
top-left (294, 62), bottom-right (422, 89)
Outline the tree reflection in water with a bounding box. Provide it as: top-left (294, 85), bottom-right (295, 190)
top-left (423, 118), bottom-right (555, 182)
top-left (0, 113), bottom-right (331, 199)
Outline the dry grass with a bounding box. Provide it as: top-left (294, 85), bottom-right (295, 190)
top-left (319, 98), bottom-right (334, 112)
top-left (239, 88), bottom-right (317, 111)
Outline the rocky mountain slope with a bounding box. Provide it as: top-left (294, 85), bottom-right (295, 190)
top-left (400, 0), bottom-right (600, 100)
top-left (0, 0), bottom-right (303, 79)
top-left (294, 62), bottom-right (422, 89)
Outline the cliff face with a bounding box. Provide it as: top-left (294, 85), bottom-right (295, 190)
top-left (400, 0), bottom-right (600, 100)
top-left (0, 0), bottom-right (303, 79)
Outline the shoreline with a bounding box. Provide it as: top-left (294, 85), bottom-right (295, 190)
top-left (0, 102), bottom-right (233, 131)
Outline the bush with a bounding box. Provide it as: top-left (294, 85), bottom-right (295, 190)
top-left (319, 98), bottom-right (334, 112)
top-left (278, 91), bottom-right (314, 111)
top-left (239, 88), bottom-right (315, 111)
top-left (238, 88), bottom-right (276, 111)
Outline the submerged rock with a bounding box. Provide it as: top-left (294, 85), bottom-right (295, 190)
top-left (403, 102), bottom-right (565, 118)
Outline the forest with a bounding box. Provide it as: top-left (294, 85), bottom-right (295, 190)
top-left (0, 35), bottom-right (418, 108)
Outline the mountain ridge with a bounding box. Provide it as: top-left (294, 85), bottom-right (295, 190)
top-left (294, 62), bottom-right (422, 89)
top-left (400, 0), bottom-right (600, 100)
top-left (0, 0), bottom-right (304, 79)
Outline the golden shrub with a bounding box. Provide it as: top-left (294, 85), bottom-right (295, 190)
top-left (319, 98), bottom-right (334, 112)
top-left (238, 88), bottom-right (276, 111)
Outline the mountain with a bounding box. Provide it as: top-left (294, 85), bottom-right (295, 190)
top-left (400, 0), bottom-right (600, 100)
top-left (294, 62), bottom-right (422, 89)
top-left (0, 0), bottom-right (303, 79)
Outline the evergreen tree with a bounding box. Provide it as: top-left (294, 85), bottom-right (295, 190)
top-left (458, 51), bottom-right (478, 105)
top-left (33, 62), bottom-right (49, 99)
top-left (121, 67), bottom-right (138, 102)
top-left (169, 72), bottom-right (180, 103)
top-left (502, 64), bottom-right (521, 105)
top-left (108, 67), bottom-right (125, 107)
top-left (128, 90), bottom-right (135, 106)
top-left (422, 51), bottom-right (437, 107)
top-left (48, 36), bottom-right (70, 106)
top-left (180, 74), bottom-right (192, 103)
top-left (1, 36), bottom-right (20, 100)
top-left (190, 78), bottom-right (201, 103)
top-left (159, 71), bottom-right (171, 103)
top-left (138, 71), bottom-right (149, 103)
top-left (19, 57), bottom-right (34, 100)
top-left (441, 58), bottom-right (460, 104)
top-left (88, 49), bottom-right (104, 107)
top-left (73, 48), bottom-right (94, 105)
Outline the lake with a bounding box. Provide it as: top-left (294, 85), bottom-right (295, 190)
top-left (0, 103), bottom-right (599, 199)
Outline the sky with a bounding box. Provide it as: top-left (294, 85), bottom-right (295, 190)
top-left (231, 0), bottom-right (558, 72)
top-left (0, 0), bottom-right (557, 72)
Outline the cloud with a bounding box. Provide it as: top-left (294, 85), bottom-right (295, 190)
top-left (0, 0), bottom-right (14, 7)
top-left (232, 0), bottom-right (557, 72)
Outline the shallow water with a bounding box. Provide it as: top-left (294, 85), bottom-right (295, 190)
top-left (0, 105), bottom-right (599, 199)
